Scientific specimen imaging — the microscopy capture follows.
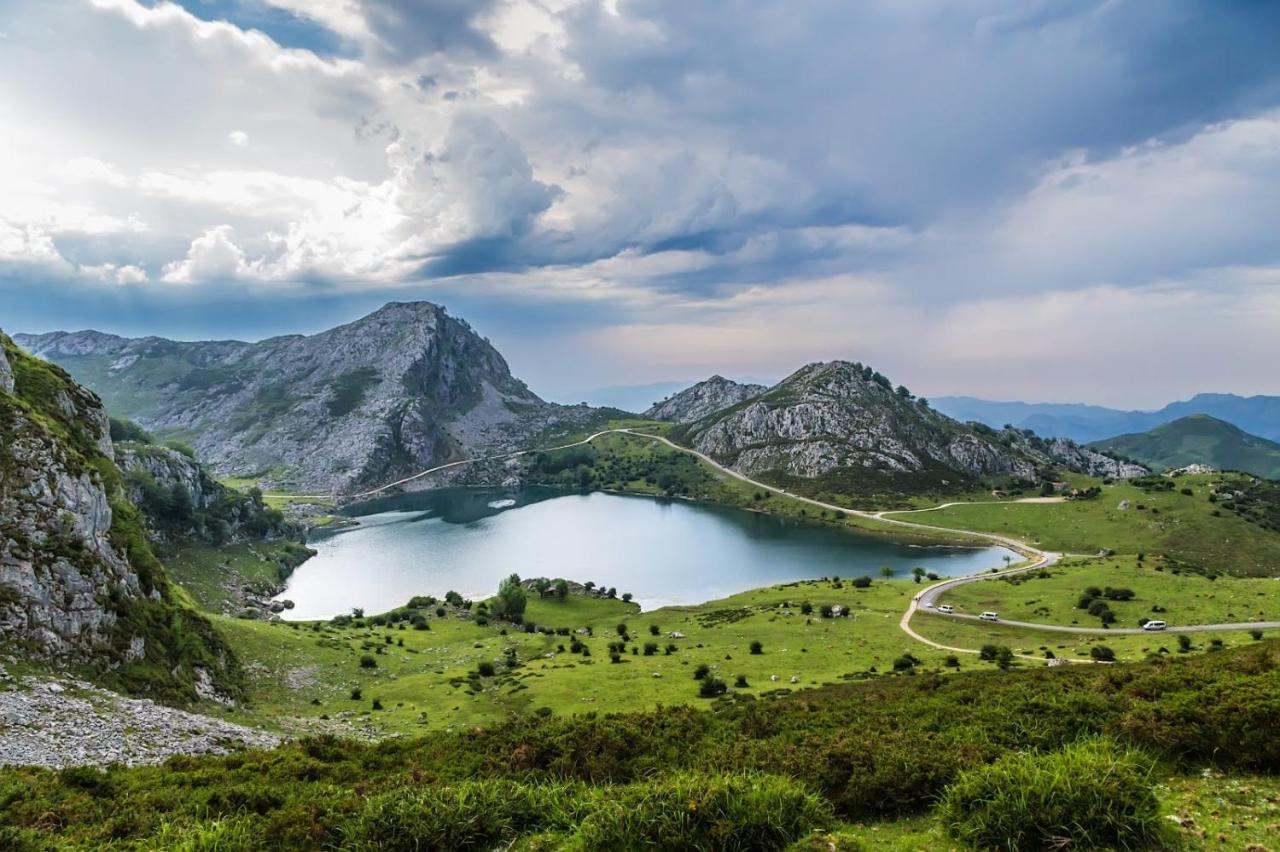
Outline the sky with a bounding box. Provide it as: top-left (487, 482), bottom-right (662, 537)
top-left (2, 0), bottom-right (1280, 407)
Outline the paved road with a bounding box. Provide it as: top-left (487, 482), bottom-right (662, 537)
top-left (296, 427), bottom-right (1278, 652)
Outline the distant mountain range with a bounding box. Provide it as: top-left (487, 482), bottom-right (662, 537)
top-left (932, 394), bottom-right (1280, 444)
top-left (1089, 415), bottom-right (1280, 479)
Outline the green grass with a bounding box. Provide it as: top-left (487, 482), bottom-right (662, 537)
top-left (936, 554), bottom-right (1279, 630)
top-left (886, 473), bottom-right (1280, 576)
top-left (157, 540), bottom-right (314, 614)
top-left (913, 612), bottom-right (1264, 662)
top-left (215, 578), bottom-right (994, 736)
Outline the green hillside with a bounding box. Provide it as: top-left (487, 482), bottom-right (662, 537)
top-left (1090, 414), bottom-right (1280, 479)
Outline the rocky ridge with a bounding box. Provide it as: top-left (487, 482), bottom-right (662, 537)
top-left (17, 302), bottom-right (609, 494)
top-left (644, 375), bottom-right (768, 423)
top-left (670, 361), bottom-right (1146, 492)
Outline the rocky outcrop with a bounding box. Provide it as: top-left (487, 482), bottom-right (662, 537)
top-left (17, 302), bottom-right (607, 494)
top-left (0, 332), bottom-right (241, 702)
top-left (644, 376), bottom-right (767, 423)
top-left (1041, 436), bottom-right (1149, 479)
top-left (114, 443), bottom-right (294, 544)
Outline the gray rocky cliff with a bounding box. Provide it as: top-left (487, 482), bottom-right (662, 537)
top-left (644, 376), bottom-right (767, 423)
top-left (677, 362), bottom-right (1039, 482)
top-left (0, 333), bottom-right (241, 701)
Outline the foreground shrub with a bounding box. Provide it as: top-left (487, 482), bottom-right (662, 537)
top-left (347, 779), bottom-right (592, 851)
top-left (937, 738), bottom-right (1173, 851)
top-left (568, 772), bottom-right (831, 851)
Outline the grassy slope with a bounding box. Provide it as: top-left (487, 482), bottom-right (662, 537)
top-left (157, 540), bottom-right (314, 614)
top-left (1090, 414), bottom-right (1280, 478)
top-left (217, 578), bottom-right (965, 736)
top-left (936, 554), bottom-right (1280, 629)
top-left (887, 473), bottom-right (1280, 575)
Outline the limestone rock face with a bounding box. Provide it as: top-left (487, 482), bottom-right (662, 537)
top-left (677, 362), bottom-right (1039, 482)
top-left (17, 302), bottom-right (602, 494)
top-left (0, 333), bottom-right (240, 701)
top-left (0, 336), bottom-right (138, 655)
top-left (673, 361), bottom-right (1148, 489)
top-left (644, 376), bottom-right (767, 423)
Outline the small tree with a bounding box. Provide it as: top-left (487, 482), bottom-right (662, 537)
top-left (649, 624), bottom-right (660, 636)
top-left (911, 566), bottom-right (926, 584)
top-left (749, 640), bottom-right (763, 655)
top-left (1091, 645), bottom-right (1116, 662)
top-left (622, 592), bottom-right (633, 602)
top-left (359, 655), bottom-right (377, 669)
top-left (477, 661), bottom-right (496, 677)
top-left (493, 573), bottom-right (527, 622)
top-left (879, 565), bottom-right (894, 578)
top-left (554, 578), bottom-right (570, 599)
top-left (693, 663), bottom-right (710, 680)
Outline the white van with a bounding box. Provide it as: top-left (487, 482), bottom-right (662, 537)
top-left (979, 611), bottom-right (999, 622)
top-left (1142, 620), bottom-right (1167, 631)
top-left (937, 604), bottom-right (954, 614)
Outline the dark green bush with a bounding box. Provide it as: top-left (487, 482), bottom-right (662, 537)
top-left (570, 773), bottom-right (831, 851)
top-left (938, 739), bottom-right (1174, 851)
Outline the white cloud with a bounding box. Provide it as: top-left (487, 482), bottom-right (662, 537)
top-left (162, 225), bottom-right (252, 283)
top-left (228, 130), bottom-right (249, 147)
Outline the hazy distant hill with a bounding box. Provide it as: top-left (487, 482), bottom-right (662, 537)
top-left (15, 302), bottom-right (608, 493)
top-left (1089, 415), bottom-right (1280, 479)
top-left (933, 393), bottom-right (1280, 444)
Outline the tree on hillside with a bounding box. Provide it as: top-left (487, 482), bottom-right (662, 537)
top-left (554, 578), bottom-right (570, 600)
top-left (879, 565), bottom-right (894, 578)
top-left (493, 573), bottom-right (527, 622)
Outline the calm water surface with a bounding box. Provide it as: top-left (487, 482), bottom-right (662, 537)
top-left (277, 487), bottom-right (1015, 619)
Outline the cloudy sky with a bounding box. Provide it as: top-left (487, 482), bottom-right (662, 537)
top-left (2, 0), bottom-right (1279, 406)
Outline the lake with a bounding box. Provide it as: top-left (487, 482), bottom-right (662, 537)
top-left (276, 487), bottom-right (1016, 620)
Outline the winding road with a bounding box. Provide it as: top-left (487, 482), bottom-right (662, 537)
top-left (296, 427), bottom-right (1279, 655)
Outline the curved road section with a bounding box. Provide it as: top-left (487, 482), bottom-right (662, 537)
top-left (318, 428), bottom-right (1280, 653)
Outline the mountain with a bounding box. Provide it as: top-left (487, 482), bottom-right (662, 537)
top-left (670, 361), bottom-right (1144, 499)
top-left (644, 375), bottom-right (769, 423)
top-left (15, 302), bottom-right (606, 493)
top-left (933, 393), bottom-right (1280, 444)
top-left (1089, 415), bottom-right (1280, 479)
top-left (0, 332), bottom-right (240, 702)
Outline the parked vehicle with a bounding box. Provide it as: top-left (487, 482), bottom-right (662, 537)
top-left (937, 604), bottom-right (954, 614)
top-left (1143, 620), bottom-right (1167, 631)
top-left (979, 611), bottom-right (999, 622)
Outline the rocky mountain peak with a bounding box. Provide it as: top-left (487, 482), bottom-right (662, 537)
top-left (644, 375), bottom-right (768, 423)
top-left (14, 303), bottom-right (602, 493)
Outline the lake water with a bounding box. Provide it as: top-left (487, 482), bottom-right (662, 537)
top-left (277, 487), bottom-right (1016, 620)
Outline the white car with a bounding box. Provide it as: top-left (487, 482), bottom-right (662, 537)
top-left (979, 611), bottom-right (1000, 622)
top-left (937, 604), bottom-right (954, 614)
top-left (1142, 620), bottom-right (1167, 631)
top-left (924, 601), bottom-right (935, 609)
